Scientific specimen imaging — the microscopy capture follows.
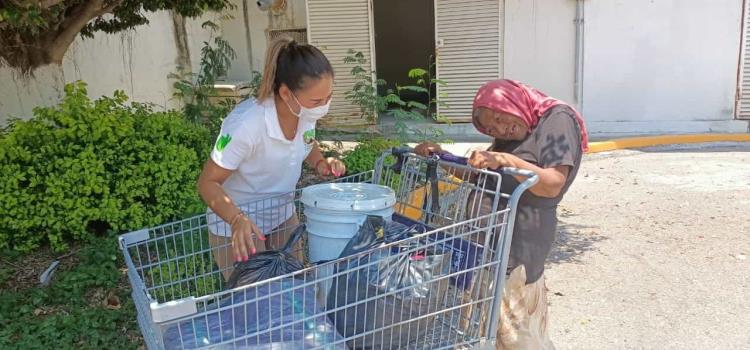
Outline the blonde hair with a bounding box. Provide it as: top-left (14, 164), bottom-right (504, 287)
top-left (257, 36), bottom-right (294, 101)
top-left (256, 36), bottom-right (333, 101)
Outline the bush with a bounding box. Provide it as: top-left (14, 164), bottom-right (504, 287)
top-left (0, 81), bottom-right (211, 253)
top-left (342, 137), bottom-right (402, 176)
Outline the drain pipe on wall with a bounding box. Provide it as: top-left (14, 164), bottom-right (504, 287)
top-left (574, 0), bottom-right (585, 112)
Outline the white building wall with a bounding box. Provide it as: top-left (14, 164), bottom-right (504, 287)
top-left (223, 0), bottom-right (308, 81)
top-left (582, 0), bottom-right (748, 137)
top-left (504, 0), bottom-right (577, 105)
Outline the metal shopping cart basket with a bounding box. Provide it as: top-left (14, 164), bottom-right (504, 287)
top-left (118, 147), bottom-right (538, 349)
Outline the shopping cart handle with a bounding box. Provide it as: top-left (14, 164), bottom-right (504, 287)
top-left (390, 147), bottom-right (414, 157)
top-left (432, 152), bottom-right (467, 165)
top-left (392, 147), bottom-right (461, 163)
top-left (441, 153), bottom-right (538, 179)
top-left (391, 147), bottom-right (537, 179)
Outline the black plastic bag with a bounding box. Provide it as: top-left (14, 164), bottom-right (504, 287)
top-left (326, 217), bottom-right (452, 349)
top-left (337, 216), bottom-right (421, 258)
top-left (226, 225), bottom-right (305, 288)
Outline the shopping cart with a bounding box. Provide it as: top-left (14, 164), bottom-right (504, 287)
top-left (118, 147), bottom-right (538, 349)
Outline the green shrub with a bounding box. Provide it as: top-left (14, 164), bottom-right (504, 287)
top-left (0, 81), bottom-right (211, 253)
top-left (342, 137), bottom-right (402, 176)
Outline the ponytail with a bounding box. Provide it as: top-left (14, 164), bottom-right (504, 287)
top-left (256, 36), bottom-right (333, 101)
top-left (257, 36), bottom-right (293, 101)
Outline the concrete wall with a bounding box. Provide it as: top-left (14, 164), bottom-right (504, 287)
top-left (582, 0), bottom-right (748, 136)
top-left (503, 0), bottom-right (577, 104)
top-left (0, 11), bottom-right (217, 123)
top-left (0, 0), bottom-right (308, 125)
top-left (224, 0), bottom-right (308, 81)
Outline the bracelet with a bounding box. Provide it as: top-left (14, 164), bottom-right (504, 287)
top-left (229, 211), bottom-right (245, 226)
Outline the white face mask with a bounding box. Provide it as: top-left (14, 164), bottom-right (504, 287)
top-left (286, 93), bottom-right (331, 122)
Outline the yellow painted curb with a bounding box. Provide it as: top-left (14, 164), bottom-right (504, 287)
top-left (587, 134), bottom-right (750, 153)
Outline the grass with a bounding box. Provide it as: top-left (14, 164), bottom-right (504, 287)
top-left (0, 238), bottom-right (143, 349)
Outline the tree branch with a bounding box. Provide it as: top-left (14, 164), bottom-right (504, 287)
top-left (47, 0), bottom-right (107, 63)
top-left (14, 0), bottom-right (66, 9)
top-left (3, 0), bottom-right (226, 71)
top-left (39, 0), bottom-right (67, 9)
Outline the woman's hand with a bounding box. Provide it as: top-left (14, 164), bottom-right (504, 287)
top-left (469, 150), bottom-right (571, 198)
top-left (316, 157), bottom-right (346, 177)
top-left (468, 151), bottom-right (519, 170)
top-left (414, 142), bottom-right (443, 157)
top-left (231, 214), bottom-right (265, 262)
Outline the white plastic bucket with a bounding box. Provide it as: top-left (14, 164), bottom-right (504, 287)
top-left (301, 183), bottom-right (396, 304)
top-left (301, 183), bottom-right (396, 263)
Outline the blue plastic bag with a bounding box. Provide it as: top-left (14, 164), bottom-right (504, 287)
top-left (163, 225), bottom-right (347, 349)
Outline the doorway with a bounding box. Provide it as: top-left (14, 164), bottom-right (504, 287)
top-left (373, 0), bottom-right (436, 107)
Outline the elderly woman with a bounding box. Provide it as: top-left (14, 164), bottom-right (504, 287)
top-left (415, 79), bottom-right (588, 349)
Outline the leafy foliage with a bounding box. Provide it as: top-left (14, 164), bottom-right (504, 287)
top-left (384, 57), bottom-right (448, 142)
top-left (0, 238), bottom-right (142, 349)
top-left (0, 0), bottom-right (233, 71)
top-left (343, 49), bottom-right (388, 123)
top-left (171, 22), bottom-right (239, 134)
top-left (342, 138), bottom-right (402, 176)
top-left (342, 51), bottom-right (448, 143)
top-left (0, 81), bottom-right (211, 253)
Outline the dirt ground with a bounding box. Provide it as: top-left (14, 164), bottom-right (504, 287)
top-left (544, 143), bottom-right (750, 349)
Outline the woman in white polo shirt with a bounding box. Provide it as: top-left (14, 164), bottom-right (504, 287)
top-left (198, 36), bottom-right (345, 280)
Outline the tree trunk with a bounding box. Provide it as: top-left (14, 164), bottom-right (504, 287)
top-left (0, 0), bottom-right (116, 73)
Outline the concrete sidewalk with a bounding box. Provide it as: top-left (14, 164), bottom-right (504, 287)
top-left (546, 143), bottom-right (750, 349)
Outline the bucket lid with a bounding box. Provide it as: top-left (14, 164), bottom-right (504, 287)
top-left (301, 183), bottom-right (396, 212)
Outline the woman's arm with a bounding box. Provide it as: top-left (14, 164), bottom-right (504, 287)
top-left (197, 159), bottom-right (264, 260)
top-left (468, 150), bottom-right (569, 198)
top-left (304, 141), bottom-right (346, 177)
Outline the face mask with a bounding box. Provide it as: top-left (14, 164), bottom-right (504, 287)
top-left (286, 93), bottom-right (331, 122)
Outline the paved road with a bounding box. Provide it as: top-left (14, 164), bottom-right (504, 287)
top-left (545, 143), bottom-right (750, 349)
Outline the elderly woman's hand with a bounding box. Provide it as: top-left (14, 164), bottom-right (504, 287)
top-left (468, 150), bottom-right (519, 170)
top-left (414, 142), bottom-right (443, 157)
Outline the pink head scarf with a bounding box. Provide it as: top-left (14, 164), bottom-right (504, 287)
top-left (472, 79), bottom-right (589, 152)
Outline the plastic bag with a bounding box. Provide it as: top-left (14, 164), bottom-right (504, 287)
top-left (226, 225), bottom-right (305, 288)
top-left (326, 217), bottom-right (452, 349)
top-left (337, 216), bottom-right (421, 258)
top-left (162, 278), bottom-right (347, 349)
top-left (163, 225), bottom-right (348, 349)
top-left (393, 214), bottom-right (484, 291)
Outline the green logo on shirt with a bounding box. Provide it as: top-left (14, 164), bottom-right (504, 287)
top-left (215, 134), bottom-right (232, 152)
top-left (303, 129), bottom-right (315, 144)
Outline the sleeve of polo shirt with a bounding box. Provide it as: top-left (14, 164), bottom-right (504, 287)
top-left (210, 117), bottom-right (254, 171)
top-left (300, 120), bottom-right (317, 157)
top-left (535, 108), bottom-right (582, 169)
